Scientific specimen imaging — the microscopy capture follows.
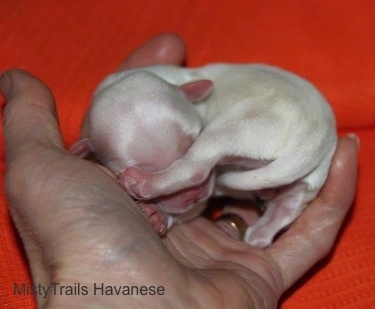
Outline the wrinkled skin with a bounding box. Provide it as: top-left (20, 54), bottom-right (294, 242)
top-left (1, 34), bottom-right (358, 308)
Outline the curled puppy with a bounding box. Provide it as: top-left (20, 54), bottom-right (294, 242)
top-left (121, 64), bottom-right (337, 247)
top-left (70, 68), bottom-right (214, 234)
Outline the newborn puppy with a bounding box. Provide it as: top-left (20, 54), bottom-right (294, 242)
top-left (70, 68), bottom-right (214, 234)
top-left (121, 64), bottom-right (337, 247)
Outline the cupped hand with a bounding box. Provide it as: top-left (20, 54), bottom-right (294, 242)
top-left (1, 34), bottom-right (358, 308)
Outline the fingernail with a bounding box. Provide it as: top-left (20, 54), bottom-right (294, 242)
top-left (347, 133), bottom-right (360, 151)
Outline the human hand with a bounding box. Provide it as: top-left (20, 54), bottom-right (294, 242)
top-left (1, 34), bottom-right (358, 308)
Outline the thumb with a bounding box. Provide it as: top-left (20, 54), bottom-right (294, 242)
top-left (1, 69), bottom-right (64, 162)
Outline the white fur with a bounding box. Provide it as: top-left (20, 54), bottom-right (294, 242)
top-left (85, 70), bottom-right (204, 174)
top-left (76, 64), bottom-right (337, 247)
top-left (121, 64), bottom-right (337, 247)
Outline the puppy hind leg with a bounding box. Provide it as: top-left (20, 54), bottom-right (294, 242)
top-left (244, 181), bottom-right (317, 247)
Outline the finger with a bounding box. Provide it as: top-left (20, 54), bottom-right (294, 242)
top-left (268, 135), bottom-right (359, 290)
top-left (118, 33), bottom-right (186, 71)
top-left (215, 214), bottom-right (248, 240)
top-left (1, 69), bottom-right (64, 162)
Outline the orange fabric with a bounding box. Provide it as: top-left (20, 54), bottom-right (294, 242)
top-left (0, 1), bottom-right (374, 307)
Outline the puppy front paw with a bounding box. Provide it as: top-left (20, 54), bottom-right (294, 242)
top-left (119, 167), bottom-right (149, 199)
top-left (138, 202), bottom-right (169, 236)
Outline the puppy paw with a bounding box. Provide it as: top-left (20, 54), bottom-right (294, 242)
top-left (138, 202), bottom-right (168, 236)
top-left (119, 167), bottom-right (149, 199)
top-left (244, 227), bottom-right (274, 248)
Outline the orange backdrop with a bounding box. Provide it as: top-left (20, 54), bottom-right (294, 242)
top-left (1, 1), bottom-right (374, 308)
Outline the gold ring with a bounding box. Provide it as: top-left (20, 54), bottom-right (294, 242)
top-left (215, 213), bottom-right (248, 239)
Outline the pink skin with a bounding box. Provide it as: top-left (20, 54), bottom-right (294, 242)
top-left (138, 202), bottom-right (168, 235)
top-left (119, 166), bottom-right (165, 200)
top-left (121, 171), bottom-right (215, 235)
top-left (135, 187), bottom-right (203, 236)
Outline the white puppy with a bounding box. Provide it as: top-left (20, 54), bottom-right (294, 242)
top-left (119, 64), bottom-right (337, 247)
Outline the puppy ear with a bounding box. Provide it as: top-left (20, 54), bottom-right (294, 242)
top-left (179, 79), bottom-right (214, 102)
